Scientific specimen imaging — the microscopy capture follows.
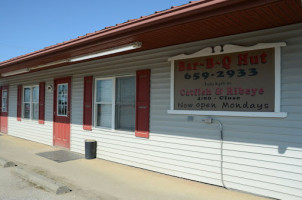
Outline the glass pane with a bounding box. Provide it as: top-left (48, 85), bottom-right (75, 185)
top-left (57, 84), bottom-right (68, 116)
top-left (24, 103), bottom-right (30, 119)
top-left (2, 98), bottom-right (7, 112)
top-left (32, 103), bottom-right (39, 120)
top-left (32, 87), bottom-right (39, 102)
top-left (115, 76), bottom-right (135, 130)
top-left (96, 79), bottom-right (112, 102)
top-left (115, 105), bottom-right (135, 131)
top-left (2, 90), bottom-right (7, 98)
top-left (2, 90), bottom-right (7, 112)
top-left (24, 88), bottom-right (30, 102)
top-left (116, 76), bottom-right (135, 104)
top-left (96, 104), bottom-right (112, 128)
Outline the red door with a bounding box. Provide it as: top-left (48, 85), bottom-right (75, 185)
top-left (0, 86), bottom-right (9, 133)
top-left (53, 77), bottom-right (71, 148)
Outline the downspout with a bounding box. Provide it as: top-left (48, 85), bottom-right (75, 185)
top-left (202, 117), bottom-right (227, 189)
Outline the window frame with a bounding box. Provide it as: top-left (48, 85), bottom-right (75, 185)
top-left (94, 74), bottom-right (135, 130)
top-left (22, 85), bottom-right (39, 120)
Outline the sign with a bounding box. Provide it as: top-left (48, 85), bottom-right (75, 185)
top-left (174, 48), bottom-right (275, 112)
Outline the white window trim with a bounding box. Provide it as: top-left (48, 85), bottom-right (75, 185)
top-left (57, 83), bottom-right (68, 117)
top-left (94, 74), bottom-right (135, 130)
top-left (23, 85), bottom-right (39, 120)
top-left (167, 42), bottom-right (287, 118)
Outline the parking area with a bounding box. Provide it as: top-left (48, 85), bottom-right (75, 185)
top-left (0, 134), bottom-right (270, 200)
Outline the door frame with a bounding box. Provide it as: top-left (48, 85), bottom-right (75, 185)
top-left (0, 86), bottom-right (9, 134)
top-left (53, 77), bottom-right (71, 148)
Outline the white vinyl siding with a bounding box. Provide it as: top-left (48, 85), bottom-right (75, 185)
top-left (0, 23), bottom-right (301, 200)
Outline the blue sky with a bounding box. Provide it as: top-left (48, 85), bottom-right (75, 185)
top-left (0, 0), bottom-right (189, 62)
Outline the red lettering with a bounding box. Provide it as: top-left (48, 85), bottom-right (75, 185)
top-left (259, 88), bottom-right (264, 95)
top-left (251, 88), bottom-right (258, 96)
top-left (260, 52), bottom-right (267, 64)
top-left (205, 89), bottom-right (211, 95)
top-left (222, 56), bottom-right (231, 69)
top-left (250, 56), bottom-right (259, 65)
top-left (238, 87), bottom-right (244, 95)
top-left (180, 89), bottom-right (185, 96)
top-left (225, 88), bottom-right (264, 96)
top-left (238, 53), bottom-right (248, 66)
top-left (245, 89), bottom-right (250, 95)
top-left (215, 88), bottom-right (223, 95)
top-left (227, 88), bottom-right (233, 95)
top-left (201, 89), bottom-right (212, 95)
top-left (178, 61), bottom-right (185, 71)
top-left (206, 58), bottom-right (214, 69)
top-left (193, 62), bottom-right (198, 70)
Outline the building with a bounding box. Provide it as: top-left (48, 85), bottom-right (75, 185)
top-left (0, 0), bottom-right (302, 199)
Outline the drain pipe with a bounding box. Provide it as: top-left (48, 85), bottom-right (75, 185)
top-left (202, 117), bottom-right (227, 189)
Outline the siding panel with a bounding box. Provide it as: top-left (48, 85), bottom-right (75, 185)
top-left (7, 82), bottom-right (53, 145)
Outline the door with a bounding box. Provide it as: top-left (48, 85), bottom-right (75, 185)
top-left (0, 86), bottom-right (9, 133)
top-left (53, 77), bottom-right (71, 148)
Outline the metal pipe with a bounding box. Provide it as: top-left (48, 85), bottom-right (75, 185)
top-left (202, 117), bottom-right (227, 189)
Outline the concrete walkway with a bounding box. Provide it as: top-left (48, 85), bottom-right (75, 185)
top-left (0, 134), bottom-right (270, 200)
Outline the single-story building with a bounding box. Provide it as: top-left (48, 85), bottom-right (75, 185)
top-left (0, 0), bottom-right (302, 199)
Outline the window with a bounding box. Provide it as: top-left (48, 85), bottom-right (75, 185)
top-left (95, 76), bottom-right (135, 131)
top-left (57, 83), bottom-right (68, 116)
top-left (2, 89), bottom-right (7, 112)
top-left (23, 86), bottom-right (39, 120)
